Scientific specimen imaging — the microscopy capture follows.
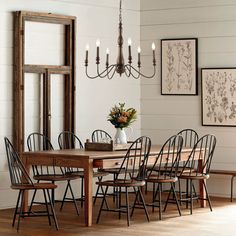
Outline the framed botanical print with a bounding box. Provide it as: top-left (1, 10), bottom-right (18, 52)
top-left (202, 68), bottom-right (236, 126)
top-left (161, 38), bottom-right (198, 95)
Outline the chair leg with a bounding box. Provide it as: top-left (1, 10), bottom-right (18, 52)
top-left (163, 185), bottom-right (172, 212)
top-left (203, 181), bottom-right (212, 211)
top-left (60, 180), bottom-right (70, 211)
top-left (186, 179), bottom-right (189, 209)
top-left (171, 182), bottom-right (181, 216)
top-left (231, 176), bottom-right (235, 202)
top-left (178, 179), bottom-right (182, 206)
top-left (190, 179), bottom-right (193, 215)
top-left (12, 190), bottom-right (22, 227)
top-left (158, 183), bottom-right (162, 220)
top-left (131, 187), bottom-right (139, 217)
top-left (28, 180), bottom-right (40, 214)
top-left (51, 181), bottom-right (55, 205)
top-left (125, 187), bottom-right (130, 226)
top-left (152, 183), bottom-right (155, 212)
top-left (112, 174), bottom-right (117, 203)
top-left (81, 177), bottom-right (84, 208)
top-left (46, 189), bottom-right (59, 230)
top-left (119, 186), bottom-right (122, 219)
top-left (43, 189), bottom-right (51, 226)
top-left (68, 180), bottom-right (80, 216)
top-left (137, 187), bottom-right (150, 222)
top-left (96, 185), bottom-right (108, 224)
top-left (17, 190), bottom-right (24, 232)
top-left (93, 176), bottom-right (102, 205)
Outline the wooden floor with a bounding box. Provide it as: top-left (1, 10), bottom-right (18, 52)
top-left (0, 193), bottom-right (235, 236)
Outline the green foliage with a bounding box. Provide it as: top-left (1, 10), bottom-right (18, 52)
top-left (108, 103), bottom-right (137, 129)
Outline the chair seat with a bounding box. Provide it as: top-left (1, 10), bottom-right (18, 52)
top-left (11, 182), bottom-right (57, 190)
top-left (99, 168), bottom-right (135, 175)
top-left (146, 175), bottom-right (178, 183)
top-left (151, 166), bottom-right (193, 174)
top-left (65, 170), bottom-right (108, 178)
top-left (96, 179), bottom-right (146, 187)
top-left (179, 173), bottom-right (209, 180)
top-left (33, 173), bottom-right (80, 182)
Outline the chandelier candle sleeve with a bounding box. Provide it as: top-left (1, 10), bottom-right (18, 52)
top-left (106, 48), bottom-right (109, 67)
top-left (85, 44), bottom-right (89, 66)
top-left (96, 39), bottom-right (100, 64)
top-left (128, 38), bottom-right (132, 64)
top-left (138, 46), bottom-right (141, 68)
top-left (152, 42), bottom-right (156, 66)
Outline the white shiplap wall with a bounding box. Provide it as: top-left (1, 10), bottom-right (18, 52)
top-left (0, 0), bottom-right (140, 209)
top-left (140, 0), bottom-right (236, 198)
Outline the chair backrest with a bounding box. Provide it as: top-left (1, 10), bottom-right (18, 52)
top-left (116, 136), bottom-right (151, 182)
top-left (4, 137), bottom-right (33, 187)
top-left (148, 135), bottom-right (184, 179)
top-left (27, 132), bottom-right (54, 151)
top-left (180, 134), bottom-right (217, 176)
top-left (58, 131), bottom-right (83, 149)
top-left (177, 129), bottom-right (198, 148)
top-left (27, 132), bottom-right (62, 176)
top-left (91, 129), bottom-right (112, 143)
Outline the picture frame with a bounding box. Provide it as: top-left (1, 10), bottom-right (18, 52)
top-left (161, 38), bottom-right (198, 95)
top-left (201, 68), bottom-right (236, 127)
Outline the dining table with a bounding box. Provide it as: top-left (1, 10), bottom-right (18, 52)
top-left (20, 145), bottom-right (205, 227)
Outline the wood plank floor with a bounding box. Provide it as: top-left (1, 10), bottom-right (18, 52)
top-left (0, 193), bottom-right (235, 236)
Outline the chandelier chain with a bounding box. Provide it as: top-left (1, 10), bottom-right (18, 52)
top-left (119, 0), bottom-right (122, 23)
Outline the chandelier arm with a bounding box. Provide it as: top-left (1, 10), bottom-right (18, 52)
top-left (128, 64), bottom-right (156, 79)
top-left (125, 64), bottom-right (141, 79)
top-left (85, 65), bottom-right (116, 79)
top-left (107, 66), bottom-right (117, 80)
top-left (96, 64), bottom-right (116, 78)
top-left (124, 64), bottom-right (134, 78)
top-left (125, 64), bottom-right (140, 79)
top-left (85, 67), bottom-right (101, 79)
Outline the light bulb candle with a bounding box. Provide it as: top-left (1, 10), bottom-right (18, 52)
top-left (152, 42), bottom-right (156, 66)
top-left (96, 39), bottom-right (100, 64)
top-left (137, 46), bottom-right (141, 68)
top-left (106, 48), bottom-right (109, 67)
top-left (85, 44), bottom-right (89, 66)
top-left (128, 38), bottom-right (132, 64)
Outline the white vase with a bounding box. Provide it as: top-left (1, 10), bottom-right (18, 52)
top-left (114, 128), bottom-right (127, 144)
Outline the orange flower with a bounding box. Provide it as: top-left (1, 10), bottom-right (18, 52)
top-left (117, 116), bottom-right (127, 123)
top-left (122, 111), bottom-right (130, 117)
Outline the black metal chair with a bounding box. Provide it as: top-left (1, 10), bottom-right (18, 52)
top-left (177, 129), bottom-right (199, 203)
top-left (179, 134), bottom-right (216, 214)
top-left (146, 135), bottom-right (183, 220)
top-left (96, 136), bottom-right (151, 226)
top-left (58, 131), bottom-right (108, 207)
top-left (4, 137), bottom-right (58, 231)
top-left (27, 132), bottom-right (80, 216)
top-left (92, 129), bottom-right (125, 203)
top-left (91, 129), bottom-right (112, 143)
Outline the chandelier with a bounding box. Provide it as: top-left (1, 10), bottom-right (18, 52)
top-left (84, 0), bottom-right (156, 80)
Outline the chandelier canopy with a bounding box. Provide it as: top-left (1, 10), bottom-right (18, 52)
top-left (84, 0), bottom-right (156, 79)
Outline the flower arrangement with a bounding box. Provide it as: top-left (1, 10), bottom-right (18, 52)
top-left (108, 103), bottom-right (137, 129)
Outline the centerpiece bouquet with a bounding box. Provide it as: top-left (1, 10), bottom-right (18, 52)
top-left (108, 103), bottom-right (137, 144)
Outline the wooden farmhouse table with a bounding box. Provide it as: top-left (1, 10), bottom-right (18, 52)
top-left (21, 145), bottom-right (205, 227)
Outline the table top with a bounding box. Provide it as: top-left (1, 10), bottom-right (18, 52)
top-left (21, 145), bottom-right (193, 160)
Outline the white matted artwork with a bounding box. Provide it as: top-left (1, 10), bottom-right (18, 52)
top-left (201, 68), bottom-right (236, 126)
top-left (161, 38), bottom-right (198, 95)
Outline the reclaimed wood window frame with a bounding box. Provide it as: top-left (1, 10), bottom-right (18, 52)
top-left (13, 11), bottom-right (76, 152)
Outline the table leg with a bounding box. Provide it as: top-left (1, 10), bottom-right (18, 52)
top-left (22, 159), bottom-right (29, 212)
top-left (199, 159), bottom-right (206, 207)
top-left (84, 159), bottom-right (93, 226)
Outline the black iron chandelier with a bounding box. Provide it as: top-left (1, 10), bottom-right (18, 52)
top-left (84, 0), bottom-right (156, 79)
